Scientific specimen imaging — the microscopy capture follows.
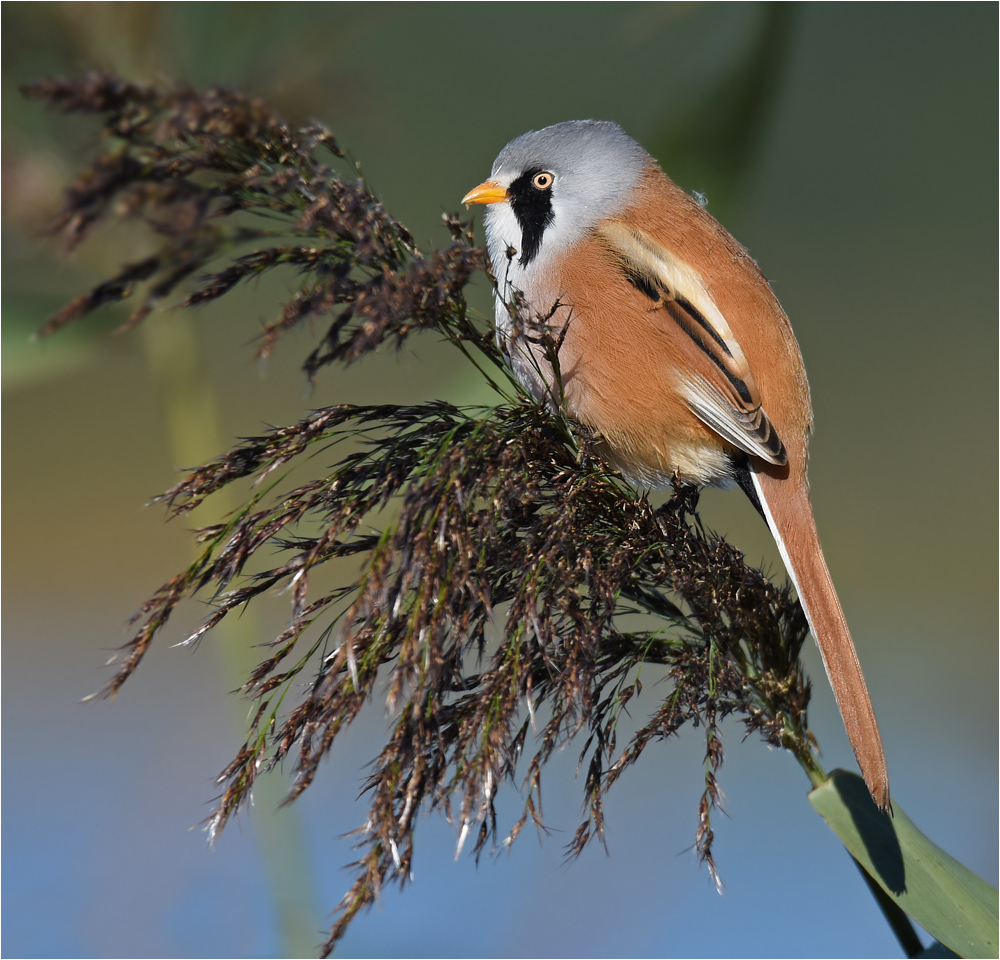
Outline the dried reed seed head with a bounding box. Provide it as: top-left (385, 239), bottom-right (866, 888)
top-left (30, 74), bottom-right (816, 954)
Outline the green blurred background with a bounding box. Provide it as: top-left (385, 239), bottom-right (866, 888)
top-left (3, 3), bottom-right (996, 957)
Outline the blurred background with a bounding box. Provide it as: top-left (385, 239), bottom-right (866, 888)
top-left (3, 3), bottom-right (996, 957)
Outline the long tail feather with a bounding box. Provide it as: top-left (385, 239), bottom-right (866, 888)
top-left (751, 467), bottom-right (890, 810)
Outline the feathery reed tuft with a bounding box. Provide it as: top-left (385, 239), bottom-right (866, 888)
top-left (28, 73), bottom-right (817, 955)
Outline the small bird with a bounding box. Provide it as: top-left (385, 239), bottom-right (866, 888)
top-left (463, 120), bottom-right (889, 810)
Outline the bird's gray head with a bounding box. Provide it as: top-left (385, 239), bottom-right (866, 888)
top-left (477, 120), bottom-right (651, 278)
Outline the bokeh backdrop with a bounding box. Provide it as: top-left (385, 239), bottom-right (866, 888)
top-left (3, 3), bottom-right (996, 958)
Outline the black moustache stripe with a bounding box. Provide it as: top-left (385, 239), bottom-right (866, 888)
top-left (507, 168), bottom-right (554, 266)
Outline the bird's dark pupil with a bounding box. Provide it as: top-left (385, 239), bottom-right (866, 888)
top-left (508, 168), bottom-right (554, 266)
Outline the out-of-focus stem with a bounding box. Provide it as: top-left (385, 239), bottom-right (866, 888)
top-left (142, 315), bottom-right (320, 956)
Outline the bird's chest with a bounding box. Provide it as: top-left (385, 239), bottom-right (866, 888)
top-left (492, 244), bottom-right (730, 487)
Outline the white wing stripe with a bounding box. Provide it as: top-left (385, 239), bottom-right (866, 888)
top-left (597, 222), bottom-right (755, 385)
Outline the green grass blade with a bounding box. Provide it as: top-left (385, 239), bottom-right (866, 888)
top-left (810, 769), bottom-right (998, 958)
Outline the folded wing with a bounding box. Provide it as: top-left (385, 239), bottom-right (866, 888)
top-left (597, 221), bottom-right (786, 466)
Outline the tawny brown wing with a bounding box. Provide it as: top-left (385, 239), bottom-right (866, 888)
top-left (596, 221), bottom-right (786, 466)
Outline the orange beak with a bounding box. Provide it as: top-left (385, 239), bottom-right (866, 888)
top-left (461, 180), bottom-right (508, 207)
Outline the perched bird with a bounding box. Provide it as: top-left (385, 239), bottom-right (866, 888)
top-left (463, 120), bottom-right (889, 810)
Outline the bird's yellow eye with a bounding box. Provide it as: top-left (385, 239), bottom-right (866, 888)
top-left (532, 172), bottom-right (554, 191)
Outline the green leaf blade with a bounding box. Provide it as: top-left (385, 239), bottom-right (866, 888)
top-left (810, 770), bottom-right (999, 958)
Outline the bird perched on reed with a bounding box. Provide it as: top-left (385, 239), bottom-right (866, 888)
top-left (463, 120), bottom-right (889, 810)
